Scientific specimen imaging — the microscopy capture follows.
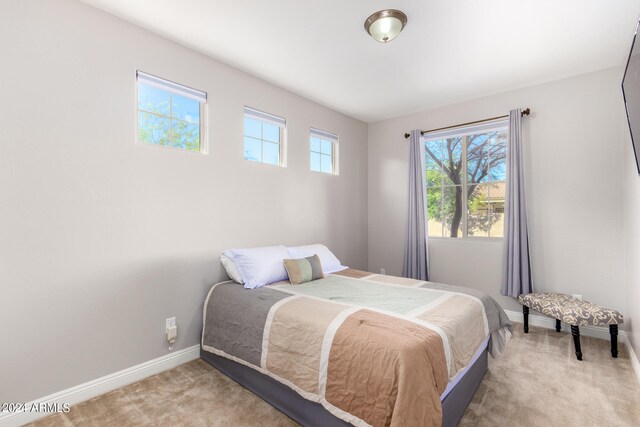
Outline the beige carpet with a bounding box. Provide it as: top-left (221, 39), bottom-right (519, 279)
top-left (29, 324), bottom-right (640, 427)
top-left (459, 326), bottom-right (640, 427)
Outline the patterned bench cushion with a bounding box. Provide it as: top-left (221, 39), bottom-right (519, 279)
top-left (518, 293), bottom-right (623, 326)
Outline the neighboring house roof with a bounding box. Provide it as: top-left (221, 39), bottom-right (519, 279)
top-left (472, 182), bottom-right (506, 201)
top-left (490, 182), bottom-right (506, 200)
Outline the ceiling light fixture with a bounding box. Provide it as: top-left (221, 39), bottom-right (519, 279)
top-left (364, 9), bottom-right (407, 43)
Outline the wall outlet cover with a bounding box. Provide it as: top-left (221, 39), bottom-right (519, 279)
top-left (166, 317), bottom-right (176, 331)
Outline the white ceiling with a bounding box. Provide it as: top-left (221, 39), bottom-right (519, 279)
top-left (82, 0), bottom-right (640, 122)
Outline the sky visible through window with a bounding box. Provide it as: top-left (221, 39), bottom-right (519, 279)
top-left (137, 83), bottom-right (201, 152)
top-left (243, 116), bottom-right (281, 165)
top-left (310, 136), bottom-right (333, 174)
top-left (425, 130), bottom-right (507, 238)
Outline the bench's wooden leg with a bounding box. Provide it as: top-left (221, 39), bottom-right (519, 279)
top-left (571, 325), bottom-right (582, 361)
top-left (610, 324), bottom-right (618, 358)
top-left (556, 319), bottom-right (561, 332)
top-left (523, 306), bottom-right (529, 333)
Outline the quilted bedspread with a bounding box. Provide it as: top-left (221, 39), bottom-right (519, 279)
top-left (201, 269), bottom-right (511, 427)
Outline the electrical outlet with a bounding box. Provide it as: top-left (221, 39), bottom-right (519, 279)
top-left (166, 317), bottom-right (178, 351)
top-left (380, 268), bottom-right (386, 275)
top-left (572, 294), bottom-right (583, 300)
top-left (166, 317), bottom-right (176, 332)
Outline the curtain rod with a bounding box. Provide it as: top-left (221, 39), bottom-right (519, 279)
top-left (403, 108), bottom-right (530, 139)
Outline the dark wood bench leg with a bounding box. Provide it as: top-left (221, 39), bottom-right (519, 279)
top-left (610, 324), bottom-right (618, 358)
top-left (556, 319), bottom-right (561, 332)
top-left (571, 325), bottom-right (582, 361)
top-left (523, 306), bottom-right (529, 333)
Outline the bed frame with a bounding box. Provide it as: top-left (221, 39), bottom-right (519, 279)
top-left (200, 343), bottom-right (488, 427)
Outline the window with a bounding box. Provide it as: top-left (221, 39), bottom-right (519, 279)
top-left (424, 120), bottom-right (508, 238)
top-left (244, 107), bottom-right (286, 166)
top-left (136, 71), bottom-right (207, 153)
top-left (310, 128), bottom-right (338, 175)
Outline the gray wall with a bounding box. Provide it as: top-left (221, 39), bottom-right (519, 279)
top-left (0, 0), bottom-right (368, 403)
top-left (3, 0), bottom-right (636, 406)
top-left (623, 101), bottom-right (640, 357)
top-left (368, 68), bottom-right (626, 314)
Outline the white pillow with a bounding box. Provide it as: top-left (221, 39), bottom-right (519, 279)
top-left (223, 245), bottom-right (290, 289)
top-left (287, 244), bottom-right (348, 274)
top-left (220, 254), bottom-right (243, 284)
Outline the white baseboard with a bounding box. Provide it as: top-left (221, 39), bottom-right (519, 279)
top-left (3, 318), bottom-right (638, 427)
top-left (623, 334), bottom-right (640, 389)
top-left (0, 345), bottom-right (200, 427)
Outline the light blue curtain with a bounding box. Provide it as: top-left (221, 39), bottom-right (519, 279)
top-left (402, 130), bottom-right (430, 280)
top-left (501, 109), bottom-right (533, 297)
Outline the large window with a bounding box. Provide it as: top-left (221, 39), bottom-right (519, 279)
top-left (244, 107), bottom-right (286, 166)
top-left (310, 128), bottom-right (338, 175)
top-left (136, 71), bottom-right (207, 153)
top-left (424, 121), bottom-right (508, 238)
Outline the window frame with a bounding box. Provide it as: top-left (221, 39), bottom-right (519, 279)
top-left (422, 120), bottom-right (508, 241)
top-left (243, 106), bottom-right (287, 167)
top-left (135, 71), bottom-right (208, 154)
top-left (309, 128), bottom-right (339, 175)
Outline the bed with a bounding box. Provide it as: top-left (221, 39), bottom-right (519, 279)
top-left (201, 268), bottom-right (511, 427)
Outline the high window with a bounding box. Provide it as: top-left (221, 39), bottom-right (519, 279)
top-left (243, 107), bottom-right (286, 166)
top-left (310, 128), bottom-right (338, 175)
top-left (424, 120), bottom-right (508, 238)
top-left (136, 71), bottom-right (207, 153)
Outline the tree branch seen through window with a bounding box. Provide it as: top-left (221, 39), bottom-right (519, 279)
top-left (137, 81), bottom-right (203, 152)
top-left (424, 129), bottom-right (507, 238)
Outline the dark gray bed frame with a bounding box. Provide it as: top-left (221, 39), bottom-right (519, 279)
top-left (200, 344), bottom-right (488, 427)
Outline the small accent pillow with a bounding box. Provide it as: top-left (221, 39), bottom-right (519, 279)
top-left (283, 255), bottom-right (324, 285)
top-left (286, 244), bottom-right (347, 274)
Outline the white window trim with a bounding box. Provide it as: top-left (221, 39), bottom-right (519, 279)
top-left (310, 128), bottom-right (339, 175)
top-left (137, 71), bottom-right (207, 103)
top-left (135, 71), bottom-right (208, 154)
top-left (422, 119), bottom-right (508, 240)
top-left (244, 106), bottom-right (286, 128)
top-left (243, 106), bottom-right (287, 167)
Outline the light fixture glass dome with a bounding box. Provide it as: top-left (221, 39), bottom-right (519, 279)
top-left (364, 9), bottom-right (407, 43)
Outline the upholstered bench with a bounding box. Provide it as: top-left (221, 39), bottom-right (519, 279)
top-left (518, 293), bottom-right (623, 361)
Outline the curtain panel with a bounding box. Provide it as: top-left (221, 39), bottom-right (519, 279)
top-left (501, 109), bottom-right (533, 297)
top-left (402, 130), bottom-right (430, 280)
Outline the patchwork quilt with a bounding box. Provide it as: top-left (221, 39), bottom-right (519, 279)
top-left (201, 269), bottom-right (511, 427)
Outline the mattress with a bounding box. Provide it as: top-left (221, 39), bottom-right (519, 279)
top-left (201, 269), bottom-right (511, 426)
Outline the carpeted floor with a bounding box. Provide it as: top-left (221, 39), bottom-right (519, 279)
top-left (458, 326), bottom-right (640, 427)
top-left (29, 324), bottom-right (640, 427)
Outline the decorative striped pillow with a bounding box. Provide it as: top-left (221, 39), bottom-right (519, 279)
top-left (283, 255), bottom-right (324, 285)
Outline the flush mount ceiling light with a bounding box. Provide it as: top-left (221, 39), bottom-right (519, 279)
top-left (364, 9), bottom-right (408, 43)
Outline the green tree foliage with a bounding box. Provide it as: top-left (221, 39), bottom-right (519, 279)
top-left (425, 132), bottom-right (506, 237)
top-left (138, 98), bottom-right (200, 152)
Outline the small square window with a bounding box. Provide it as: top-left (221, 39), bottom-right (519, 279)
top-left (136, 71), bottom-right (207, 153)
top-left (310, 128), bottom-right (338, 175)
top-left (243, 107), bottom-right (286, 166)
